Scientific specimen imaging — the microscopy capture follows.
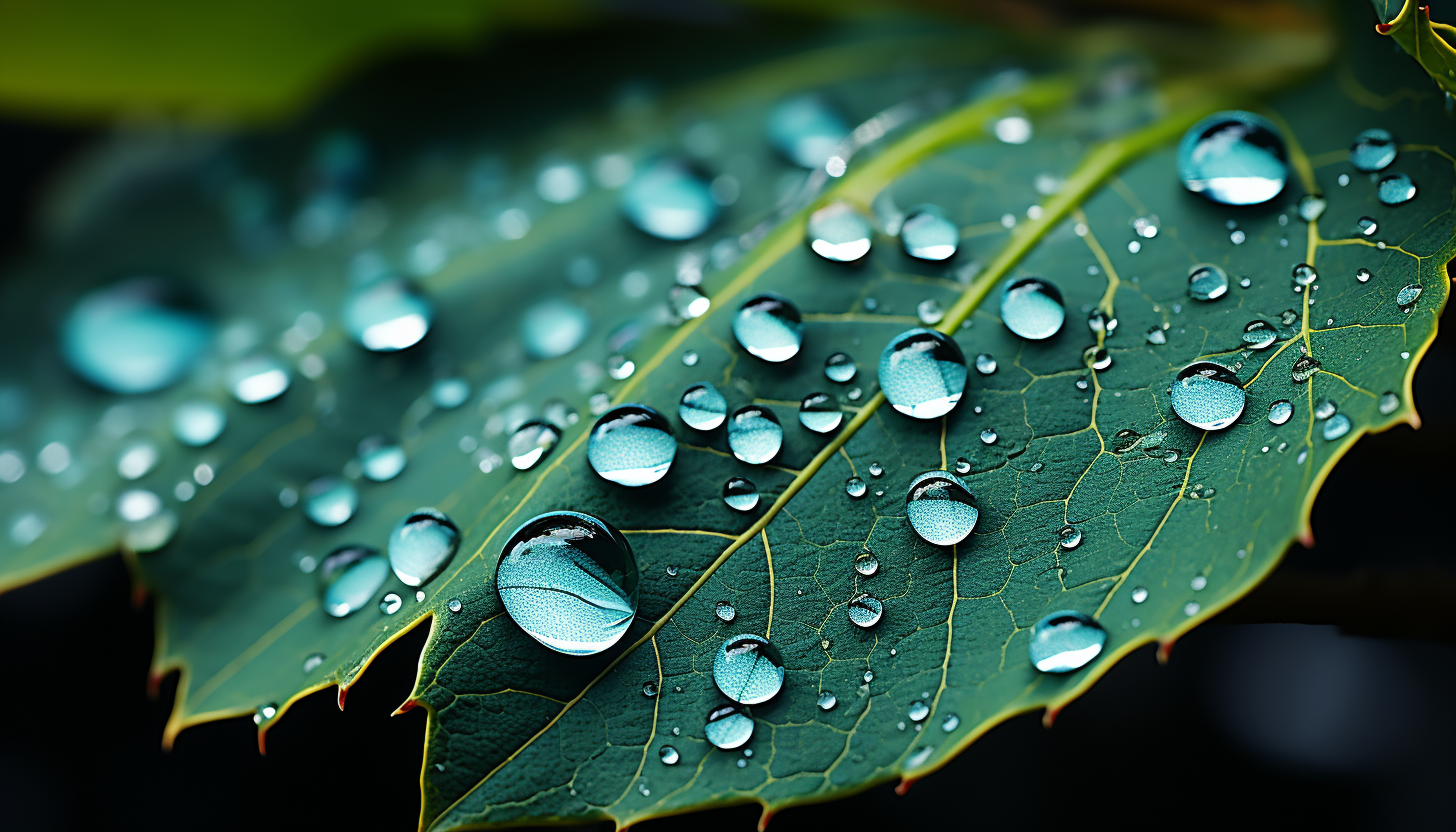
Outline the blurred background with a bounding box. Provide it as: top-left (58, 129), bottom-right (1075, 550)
top-left (1, 2), bottom-right (1453, 830)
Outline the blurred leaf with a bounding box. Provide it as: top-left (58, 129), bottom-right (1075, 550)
top-left (1373, 0), bottom-right (1456, 96)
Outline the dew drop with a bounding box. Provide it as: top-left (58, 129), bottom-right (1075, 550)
top-left (906, 471), bottom-right (978, 546)
top-left (1291, 355), bottom-right (1321, 383)
top-left (798, 393), bottom-right (843, 433)
top-left (447, 598), bottom-right (462, 613)
top-left (954, 457), bottom-right (971, 475)
top-left (767, 94), bottom-right (848, 169)
top-left (1297, 194), bottom-right (1327, 222)
top-left (254, 703), bottom-right (278, 725)
top-left (303, 476), bottom-right (358, 526)
top-left (1358, 216), bottom-right (1378, 237)
top-left (1029, 611), bottom-right (1107, 673)
top-left (854, 551), bottom-right (879, 576)
top-left (1268, 400), bottom-right (1293, 425)
top-left (999, 277), bottom-right (1065, 339)
top-left (1176, 111), bottom-right (1288, 205)
top-left (733, 294), bottom-right (803, 362)
top-left (430, 377), bottom-right (470, 409)
top-left (621, 158), bottom-right (719, 240)
top-left (974, 353), bottom-right (997, 376)
top-left (1322, 413), bottom-right (1352, 441)
top-left (358, 435), bottom-right (406, 482)
top-left (713, 634), bottom-right (785, 704)
top-left (1058, 526), bottom-right (1082, 550)
top-left (1145, 327), bottom-right (1167, 345)
top-left (1376, 172), bottom-right (1416, 205)
top-left (848, 593), bottom-right (883, 628)
top-left (879, 328), bottom-right (968, 419)
top-left (722, 477), bottom-right (760, 512)
top-left (172, 401), bottom-right (226, 447)
top-left (818, 691), bottom-right (838, 711)
top-left (508, 420), bottom-right (561, 470)
top-left (320, 545), bottom-right (389, 618)
top-left (379, 592), bottom-right (403, 615)
top-left (716, 601), bottom-right (738, 623)
top-left (1357, 268), bottom-right (1372, 283)
top-left (1188, 264), bottom-right (1229, 301)
top-left (1314, 399), bottom-right (1337, 420)
top-left (388, 508), bottom-right (461, 587)
top-left (643, 681), bottom-right (658, 698)
top-left (587, 405), bottom-right (676, 486)
top-left (1171, 362), bottom-right (1245, 431)
top-left (302, 653), bottom-right (326, 674)
top-left (343, 277), bottom-right (432, 352)
top-left (1350, 128), bottom-right (1397, 171)
top-left (1083, 346), bottom-right (1111, 371)
top-left (1396, 284), bottom-right (1422, 311)
top-left (678, 382), bottom-right (728, 431)
top-left (1378, 392), bottom-right (1400, 415)
top-left (916, 299), bottom-right (946, 326)
top-left (705, 702), bottom-right (755, 750)
top-left (1292, 263), bottom-right (1318, 287)
top-left (227, 356), bottom-right (291, 404)
top-left (727, 405), bottom-right (783, 465)
top-left (61, 278), bottom-right (212, 394)
top-left (980, 428), bottom-right (998, 445)
top-left (1130, 586), bottom-right (1149, 604)
top-left (1242, 320), bottom-right (1278, 350)
top-left (845, 477), bottom-right (867, 498)
top-left (659, 746), bottom-right (680, 766)
top-left (941, 713), bottom-right (960, 732)
top-left (824, 352), bottom-right (857, 382)
top-left (901, 206), bottom-right (959, 261)
top-left (117, 441), bottom-right (160, 481)
top-left (807, 202), bottom-right (873, 262)
top-left (521, 297), bottom-right (590, 359)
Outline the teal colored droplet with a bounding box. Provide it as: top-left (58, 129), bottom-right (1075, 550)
top-left (1170, 362), bottom-right (1245, 431)
top-left (845, 477), bottom-right (867, 498)
top-left (713, 634), bottom-right (785, 704)
top-left (798, 393), bottom-right (842, 433)
top-left (587, 405), bottom-right (677, 487)
top-left (1291, 355), bottom-right (1321, 383)
top-left (818, 691), bottom-right (838, 711)
top-left (620, 158), bottom-right (719, 240)
top-left (723, 477), bottom-right (759, 512)
top-left (716, 600), bottom-right (738, 622)
top-left (1350, 128), bottom-right (1397, 172)
top-left (496, 511), bottom-right (638, 655)
top-left (727, 406), bottom-right (783, 465)
top-left (908, 701), bottom-right (929, 722)
top-left (520, 297), bottom-right (590, 359)
top-left (705, 703), bottom-right (755, 750)
top-left (659, 745), bottom-right (679, 766)
top-left (1176, 110), bottom-right (1288, 205)
top-left (1297, 194), bottom-right (1327, 221)
top-left (879, 328), bottom-right (968, 420)
top-left (1377, 172), bottom-right (1417, 205)
top-left (343, 277), bottom-right (432, 351)
top-left (227, 355), bottom-right (291, 404)
top-left (388, 508), bottom-right (460, 587)
top-left (1000, 277), bottom-right (1065, 340)
top-left (1188, 263), bottom-right (1229, 301)
top-left (380, 593), bottom-right (403, 615)
top-left (1058, 526), bottom-right (1083, 550)
top-left (1267, 399), bottom-right (1293, 425)
top-left (975, 353), bottom-right (997, 375)
top-left (733, 294), bottom-right (803, 363)
top-left (431, 377), bottom-right (470, 409)
top-left (848, 593), bottom-right (883, 628)
top-left (668, 285), bottom-right (710, 320)
top-left (357, 435), bottom-right (406, 482)
top-left (1314, 399), bottom-right (1337, 420)
top-left (1146, 327), bottom-right (1167, 345)
top-left (1242, 320), bottom-right (1278, 350)
top-left (320, 545), bottom-right (389, 618)
top-left (854, 551), bottom-right (879, 576)
top-left (303, 476), bottom-right (358, 526)
top-left (905, 471), bottom-right (978, 546)
top-left (679, 382), bottom-right (728, 431)
top-left (1396, 284), bottom-right (1422, 311)
top-left (171, 400), bottom-right (226, 447)
top-left (766, 94), bottom-right (848, 168)
top-left (1293, 263), bottom-right (1318, 287)
top-left (61, 278), bottom-right (212, 394)
top-left (901, 205), bottom-right (958, 261)
top-left (1322, 413), bottom-right (1352, 441)
top-left (824, 352), bottom-right (857, 382)
top-left (508, 420), bottom-right (561, 470)
top-left (807, 202), bottom-right (872, 262)
top-left (1029, 610), bottom-right (1107, 673)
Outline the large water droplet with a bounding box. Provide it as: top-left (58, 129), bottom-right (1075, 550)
top-left (723, 477), bottom-right (759, 512)
top-left (496, 511), bottom-right (638, 655)
top-left (587, 405), bottom-right (676, 487)
top-left (1242, 320), bottom-right (1278, 350)
top-left (343, 278), bottom-right (432, 351)
top-left (845, 476), bottom-right (867, 498)
top-left (1171, 362), bottom-right (1245, 431)
top-left (1377, 172), bottom-right (1416, 205)
top-left (508, 420), bottom-right (561, 470)
top-left (713, 634), bottom-right (785, 704)
top-left (1188, 264), bottom-right (1229, 301)
top-left (798, 393), bottom-right (842, 433)
top-left (906, 471), bottom-right (978, 546)
top-left (227, 356), bottom-right (291, 404)
top-left (621, 159), bottom-right (719, 240)
top-left (679, 382), bottom-right (728, 431)
top-left (1267, 400), bottom-right (1293, 425)
top-left (1350, 128), bottom-right (1397, 172)
top-left (767, 94), bottom-right (848, 168)
top-left (1323, 414), bottom-right (1352, 441)
top-left (388, 508), bottom-right (460, 587)
top-left (705, 702), bottom-right (755, 750)
top-left (848, 593), bottom-right (884, 628)
top-left (172, 400), bottom-right (226, 447)
top-left (808, 202), bottom-right (872, 262)
top-left (358, 435), bottom-right (406, 482)
top-left (303, 476), bottom-right (358, 526)
top-left (824, 352), bottom-right (857, 382)
top-left (1291, 355), bottom-right (1321, 383)
top-left (1000, 277), bottom-right (1065, 340)
top-left (1176, 110), bottom-right (1288, 205)
top-left (879, 328), bottom-right (968, 419)
top-left (733, 294), bottom-right (803, 363)
top-left (1029, 610), bottom-right (1107, 673)
top-left (521, 298), bottom-right (589, 359)
top-left (320, 545), bottom-right (389, 618)
top-left (727, 406), bottom-right (783, 465)
top-left (61, 278), bottom-right (212, 394)
top-left (901, 206), bottom-right (958, 261)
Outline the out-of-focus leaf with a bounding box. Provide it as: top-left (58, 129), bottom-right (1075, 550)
top-left (1373, 0), bottom-right (1456, 96)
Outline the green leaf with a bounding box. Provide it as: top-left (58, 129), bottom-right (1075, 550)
top-left (0, 3), bottom-right (1451, 830)
top-left (1373, 1), bottom-right (1456, 97)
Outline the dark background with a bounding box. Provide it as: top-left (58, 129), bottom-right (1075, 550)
top-left (2, 14), bottom-right (1454, 832)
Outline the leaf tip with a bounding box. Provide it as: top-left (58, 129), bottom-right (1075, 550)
top-left (1041, 705), bottom-right (1060, 728)
top-left (756, 803), bottom-right (775, 831)
top-left (337, 684), bottom-right (349, 711)
top-left (257, 727), bottom-right (269, 757)
top-left (894, 777), bottom-right (916, 796)
top-left (1298, 527), bottom-right (1316, 548)
top-left (1156, 638), bottom-right (1176, 665)
top-left (393, 698), bottom-right (420, 717)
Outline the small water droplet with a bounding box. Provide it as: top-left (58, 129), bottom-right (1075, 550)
top-left (302, 652), bottom-right (326, 674)
top-left (818, 691), bottom-right (838, 711)
top-left (879, 328), bottom-right (968, 419)
top-left (906, 471), bottom-right (978, 546)
top-left (723, 477), bottom-right (760, 512)
top-left (1000, 277), bottom-right (1065, 339)
top-left (973, 353), bottom-right (998, 376)
top-left (728, 406), bottom-right (783, 464)
top-left (1029, 611), bottom-right (1107, 673)
top-left (621, 158), bottom-right (719, 240)
top-left (227, 356), bottom-right (292, 404)
top-left (1171, 362), bottom-right (1245, 431)
top-left (799, 393), bottom-right (843, 433)
top-left (1187, 263), bottom-right (1231, 302)
top-left (607, 355), bottom-right (636, 380)
top-left (668, 284), bottom-right (710, 320)
top-left (716, 601), bottom-right (738, 622)
top-left (1357, 268), bottom-right (1372, 283)
top-left (1350, 128), bottom-right (1397, 171)
top-left (508, 420), bottom-right (561, 470)
top-left (447, 598), bottom-right (462, 613)
top-left (1376, 172), bottom-right (1416, 205)
top-left (733, 294), bottom-right (803, 362)
top-left (854, 551), bottom-right (879, 576)
top-left (1378, 392), bottom-right (1400, 414)
top-left (1131, 586), bottom-right (1149, 604)
top-left (659, 745), bottom-right (679, 766)
top-left (1267, 400), bottom-right (1294, 425)
top-left (1322, 413), bottom-right (1352, 440)
top-left (253, 703), bottom-right (278, 725)
top-left (681, 350), bottom-right (699, 366)
top-left (714, 635), bottom-right (785, 704)
top-left (1396, 284), bottom-right (1422, 311)
top-left (848, 593), bottom-right (883, 628)
top-left (1313, 399), bottom-right (1337, 420)
top-left (379, 592), bottom-right (403, 615)
top-left (863, 670), bottom-right (875, 683)
top-left (1083, 346), bottom-right (1112, 371)
top-left (1242, 320), bottom-right (1278, 350)
top-left (1292, 263), bottom-right (1318, 288)
top-left (679, 382), bottom-right (728, 431)
top-left (343, 278), bottom-right (432, 352)
top-left (643, 681), bottom-right (659, 698)
top-left (303, 476), bottom-right (358, 526)
top-left (1058, 526), bottom-right (1082, 549)
top-left (388, 508), bottom-right (460, 587)
top-left (767, 94), bottom-right (848, 169)
top-left (320, 545), bottom-right (389, 618)
top-left (1177, 111), bottom-right (1288, 205)
top-left (706, 703), bottom-right (755, 750)
top-left (430, 377), bottom-right (470, 409)
top-left (901, 205), bottom-right (958, 261)
top-left (1297, 194), bottom-right (1327, 221)
top-left (521, 297), bottom-right (590, 359)
top-left (825, 352), bottom-right (857, 382)
top-left (980, 428), bottom-right (998, 445)
top-left (357, 435), bottom-right (406, 482)
top-left (588, 405), bottom-right (676, 486)
top-left (845, 476), bottom-right (868, 498)
top-left (916, 299), bottom-right (946, 326)
top-left (807, 202), bottom-right (873, 262)
top-left (1291, 355), bottom-right (1321, 383)
top-left (1184, 601), bottom-right (1201, 617)
top-left (172, 401), bottom-right (226, 447)
top-left (1145, 327), bottom-right (1167, 345)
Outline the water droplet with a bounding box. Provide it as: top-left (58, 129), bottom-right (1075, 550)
top-left (521, 298), bottom-right (590, 359)
top-left (979, 428), bottom-right (998, 445)
top-left (994, 114), bottom-right (1033, 144)
top-left (496, 511), bottom-right (638, 655)
top-left (1188, 264), bottom-right (1229, 301)
top-left (1350, 128), bottom-right (1397, 171)
top-left (227, 356), bottom-right (291, 404)
top-left (607, 355), bottom-right (635, 380)
top-left (1029, 611), bottom-right (1107, 673)
top-left (1378, 392), bottom-right (1400, 414)
top-left (733, 294), bottom-right (803, 362)
top-left (668, 285), bottom-right (710, 320)
top-left (446, 598), bottom-right (463, 613)
top-left (798, 393), bottom-right (842, 433)
top-left (901, 206), bottom-right (958, 261)
top-left (973, 353), bottom-right (998, 377)
top-left (863, 670), bottom-right (874, 683)
top-left (117, 441), bottom-right (160, 481)
top-left (343, 278), bottom-right (432, 352)
top-left (854, 551), bottom-right (879, 576)
top-left (1087, 309), bottom-right (1117, 335)
top-left (388, 508), bottom-right (460, 587)
top-left (587, 405), bottom-right (676, 486)
top-left (818, 691), bottom-right (838, 711)
top-left (705, 702), bottom-right (755, 750)
top-left (431, 377), bottom-right (470, 409)
top-left (303, 477), bottom-right (358, 526)
top-left (1377, 172), bottom-right (1416, 205)
top-left (1176, 110), bottom-right (1288, 205)
top-left (254, 703), bottom-right (278, 725)
top-left (1396, 284), bottom-right (1422, 311)
top-left (1131, 586), bottom-right (1149, 604)
top-left (506, 420), bottom-right (560, 471)
top-left (848, 593), bottom-right (883, 628)
top-left (1297, 194), bottom-right (1327, 221)
top-left (767, 94), bottom-right (848, 168)
top-left (1313, 399), bottom-right (1337, 420)
top-left (302, 653), bottom-right (326, 674)
top-left (907, 701), bottom-right (930, 722)
top-left (714, 634), bottom-right (785, 704)
top-left (172, 401), bottom-right (226, 447)
top-left (1058, 526), bottom-right (1082, 550)
top-left (879, 328), bottom-right (967, 419)
top-left (358, 435), bottom-right (406, 482)
top-left (906, 471), bottom-right (978, 546)
top-left (681, 351), bottom-right (699, 366)
top-left (1145, 327), bottom-right (1167, 345)
top-left (807, 202), bottom-right (872, 262)
top-left (1356, 216), bottom-right (1379, 238)
top-left (61, 278), bottom-right (212, 394)
top-left (1266, 399), bottom-right (1294, 425)
top-left (1000, 277), bottom-right (1065, 340)
top-left (916, 299), bottom-right (946, 326)
top-left (1292, 263), bottom-right (1318, 288)
top-left (1084, 346), bottom-right (1112, 371)
top-left (621, 158), bottom-right (719, 240)
top-left (1184, 601), bottom-right (1201, 617)
top-left (1242, 320), bottom-right (1278, 350)
top-left (824, 352), bottom-right (857, 382)
top-left (659, 745), bottom-right (679, 766)
top-left (642, 681), bottom-right (659, 698)
top-left (673, 382), bottom-right (728, 432)
top-left (941, 714), bottom-right (960, 732)
top-left (1355, 267), bottom-right (1373, 284)
top-left (716, 601), bottom-right (738, 622)
top-left (1280, 309), bottom-right (1299, 326)
top-left (1323, 413), bottom-right (1352, 441)
top-left (1171, 362), bottom-right (1245, 431)
top-left (379, 592), bottom-right (403, 615)
top-left (320, 545), bottom-right (389, 618)
top-left (1291, 355), bottom-right (1321, 383)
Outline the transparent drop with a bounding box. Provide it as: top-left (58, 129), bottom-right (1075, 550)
top-left (254, 703), bottom-right (277, 725)
top-left (824, 352), bottom-right (857, 382)
top-left (1291, 355), bottom-right (1321, 383)
top-left (1000, 277), bottom-right (1066, 340)
top-left (980, 428), bottom-right (998, 445)
top-left (901, 206), bottom-right (958, 261)
top-left (388, 508), bottom-right (460, 587)
top-left (1176, 110), bottom-right (1288, 205)
top-left (607, 355), bottom-right (635, 380)
top-left (767, 94), bottom-right (848, 168)
top-left (172, 401), bottom-right (226, 447)
top-left (621, 158), bottom-right (719, 240)
top-left (227, 356), bottom-right (291, 404)
top-left (818, 691), bottom-right (838, 711)
top-left (854, 551), bottom-right (879, 576)
top-left (1323, 414), bottom-right (1352, 441)
top-left (379, 592), bottom-right (403, 615)
top-left (1187, 264), bottom-right (1229, 301)
top-left (716, 601), bottom-right (738, 623)
top-left (496, 511), bottom-right (638, 655)
top-left (1084, 347), bottom-right (1112, 371)
top-left (868, 462), bottom-right (884, 478)
top-left (1267, 400), bottom-right (1293, 425)
top-left (974, 353), bottom-right (997, 375)
top-left (1292, 263), bottom-right (1318, 287)
top-left (733, 294), bottom-right (803, 362)
top-left (798, 393), bottom-right (843, 433)
top-left (1145, 327), bottom-right (1167, 345)
top-left (848, 593), bottom-right (883, 628)
top-left (1029, 610), bottom-right (1107, 673)
top-left (1357, 268), bottom-right (1372, 283)
top-left (705, 702), bottom-right (755, 750)
top-left (1350, 128), bottom-right (1397, 171)
top-left (1313, 399), bottom-right (1337, 420)
top-left (431, 377), bottom-right (470, 410)
top-left (1280, 309), bottom-right (1299, 326)
top-left (954, 457), bottom-right (971, 475)
top-left (447, 598), bottom-right (462, 613)
top-left (645, 682), bottom-right (660, 699)
top-left (659, 746), bottom-right (680, 766)
top-left (1358, 216), bottom-right (1379, 237)
top-left (679, 382), bottom-right (728, 431)
top-left (906, 471), bottom-right (978, 546)
top-left (863, 670), bottom-right (874, 683)
top-left (681, 350), bottom-right (699, 366)
top-left (908, 701), bottom-right (930, 722)
top-left (1377, 172), bottom-right (1416, 205)
top-left (941, 714), bottom-right (960, 732)
top-left (117, 441), bottom-right (160, 480)
top-left (320, 545), bottom-right (389, 618)
top-left (879, 328), bottom-right (968, 419)
top-left (668, 285), bottom-right (711, 320)
top-left (1242, 320), bottom-right (1278, 350)
top-left (1131, 586), bottom-right (1149, 604)
top-left (727, 405), bottom-right (783, 465)
top-left (1378, 392), bottom-right (1400, 415)
top-left (61, 278), bottom-right (212, 394)
top-left (303, 476), bottom-right (358, 526)
top-left (587, 405), bottom-right (677, 486)
top-left (916, 299), bottom-right (946, 326)
top-left (719, 477), bottom-right (761, 514)
top-left (521, 297), bottom-right (590, 359)
top-left (1058, 526), bottom-right (1083, 550)
top-left (1396, 284), bottom-right (1422, 311)
top-left (1296, 194), bottom-right (1327, 221)
top-left (1171, 362), bottom-right (1245, 431)
top-left (358, 435), bottom-right (406, 482)
top-left (302, 653), bottom-right (326, 674)
top-left (1087, 309), bottom-right (1117, 334)
top-left (508, 420), bottom-right (561, 471)
top-left (845, 476), bottom-right (867, 498)
top-left (713, 634), bottom-right (785, 704)
top-left (807, 202), bottom-right (873, 262)
top-left (343, 278), bottom-right (432, 352)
